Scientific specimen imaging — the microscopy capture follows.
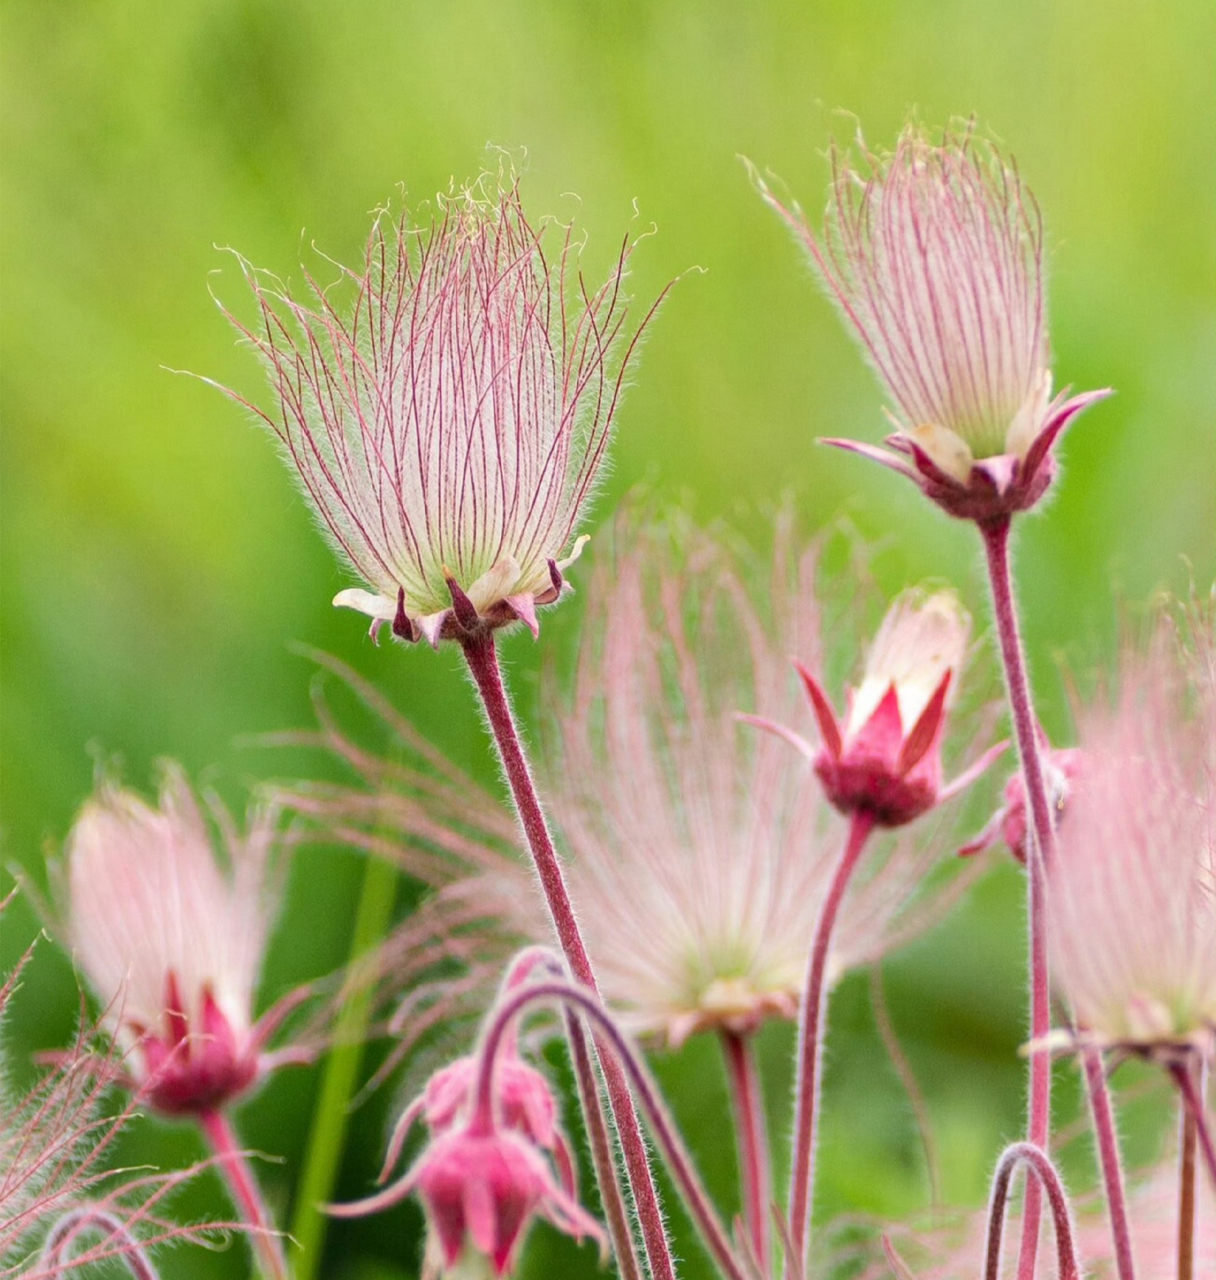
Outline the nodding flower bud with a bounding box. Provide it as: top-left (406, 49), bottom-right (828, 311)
top-left (61, 766), bottom-right (287, 1116)
top-left (798, 590), bottom-right (976, 826)
top-left (758, 121), bottom-right (1110, 524)
top-left (225, 175), bottom-right (656, 649)
top-left (960, 733), bottom-right (1082, 864)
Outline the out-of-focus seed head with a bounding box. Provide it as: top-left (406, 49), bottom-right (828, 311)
top-left (223, 174), bottom-right (658, 647)
top-left (757, 121), bottom-right (1110, 524)
top-left (1048, 606), bottom-right (1216, 1059)
top-left (60, 766), bottom-right (283, 1115)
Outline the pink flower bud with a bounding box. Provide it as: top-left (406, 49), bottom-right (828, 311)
top-left (758, 122), bottom-right (1110, 524)
top-left (421, 1054), bottom-right (557, 1150)
top-left (61, 766), bottom-right (283, 1115)
top-left (799, 590), bottom-right (972, 826)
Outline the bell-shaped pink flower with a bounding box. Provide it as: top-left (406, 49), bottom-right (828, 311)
top-left (224, 176), bottom-right (657, 648)
top-left (61, 766), bottom-right (288, 1116)
top-left (758, 122), bottom-right (1110, 524)
top-left (763, 589), bottom-right (997, 827)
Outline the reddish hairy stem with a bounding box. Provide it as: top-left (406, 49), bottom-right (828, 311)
top-left (198, 1110), bottom-right (287, 1280)
top-left (984, 1142), bottom-right (1079, 1280)
top-left (979, 516), bottom-right (1053, 1280)
top-left (1169, 1060), bottom-right (1216, 1190)
top-left (461, 633), bottom-right (675, 1280)
top-left (42, 1209), bottom-right (159, 1280)
top-left (477, 979), bottom-right (749, 1280)
top-left (564, 1008), bottom-right (645, 1280)
top-left (721, 1030), bottom-right (772, 1272)
top-left (1080, 1049), bottom-right (1136, 1280)
top-left (786, 809), bottom-right (876, 1277)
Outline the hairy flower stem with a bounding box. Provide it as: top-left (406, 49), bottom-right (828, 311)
top-left (1179, 1075), bottom-right (1197, 1280)
top-left (475, 980), bottom-right (749, 1280)
top-left (722, 1030), bottom-right (772, 1272)
top-left (786, 809), bottom-right (876, 1278)
top-left (984, 1143), bottom-right (1079, 1280)
top-left (1169, 1060), bottom-right (1216, 1189)
top-left (565, 1007), bottom-right (645, 1280)
top-left (461, 632), bottom-right (675, 1280)
top-left (980, 516), bottom-right (1054, 1280)
top-left (1081, 1049), bottom-right (1136, 1280)
top-left (199, 1109), bottom-right (287, 1280)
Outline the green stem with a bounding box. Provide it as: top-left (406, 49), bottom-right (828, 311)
top-left (289, 854), bottom-right (399, 1280)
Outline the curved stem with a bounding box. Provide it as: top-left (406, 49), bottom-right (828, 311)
top-left (786, 809), bottom-right (875, 1277)
top-left (199, 1109), bottom-right (287, 1280)
top-left (1169, 1059), bottom-right (1216, 1190)
top-left (979, 516), bottom-right (1053, 1280)
top-left (984, 1142), bottom-right (1079, 1280)
top-left (42, 1209), bottom-right (159, 1280)
top-left (1080, 1048), bottom-right (1136, 1280)
top-left (721, 1030), bottom-right (772, 1273)
top-left (479, 978), bottom-right (750, 1280)
top-left (461, 633), bottom-right (674, 1280)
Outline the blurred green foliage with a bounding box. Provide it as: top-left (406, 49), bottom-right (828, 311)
top-left (2, 0), bottom-right (1212, 1276)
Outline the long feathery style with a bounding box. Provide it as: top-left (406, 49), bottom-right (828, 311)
top-left (222, 174), bottom-right (656, 646)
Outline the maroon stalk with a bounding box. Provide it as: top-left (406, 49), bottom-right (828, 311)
top-left (1080, 1048), bottom-right (1136, 1280)
top-left (1169, 1059), bottom-right (1216, 1190)
top-left (721, 1030), bottom-right (772, 1272)
top-left (198, 1109), bottom-right (287, 1280)
top-left (461, 632), bottom-right (675, 1280)
top-left (786, 808), bottom-right (876, 1277)
top-left (983, 1142), bottom-right (1079, 1280)
top-left (979, 515), bottom-right (1055, 1280)
top-left (1179, 1071), bottom-right (1197, 1280)
top-left (475, 979), bottom-right (749, 1280)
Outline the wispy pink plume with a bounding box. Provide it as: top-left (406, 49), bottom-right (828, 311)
top-left (1047, 605), bottom-right (1216, 1054)
top-left (540, 516), bottom-right (970, 1045)
top-left (221, 172), bottom-right (659, 646)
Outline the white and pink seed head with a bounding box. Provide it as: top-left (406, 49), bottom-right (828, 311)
top-left (227, 175), bottom-right (654, 647)
top-left (62, 765), bottom-right (280, 1114)
top-left (760, 122), bottom-right (1108, 521)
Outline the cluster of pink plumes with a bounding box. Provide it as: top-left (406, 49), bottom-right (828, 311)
top-left (7, 126), bottom-right (1213, 1280)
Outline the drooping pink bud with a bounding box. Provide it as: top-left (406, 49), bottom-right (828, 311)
top-left (795, 590), bottom-right (976, 826)
top-left (757, 121), bottom-right (1110, 525)
top-left (959, 734), bottom-right (1082, 864)
top-left (61, 765), bottom-right (288, 1116)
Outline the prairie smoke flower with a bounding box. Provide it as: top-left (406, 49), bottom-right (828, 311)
top-left (756, 588), bottom-right (999, 829)
top-left (1047, 612), bottom-right (1216, 1058)
top-left (59, 766), bottom-right (288, 1116)
top-left (759, 122), bottom-right (1109, 523)
top-left (226, 176), bottom-right (654, 647)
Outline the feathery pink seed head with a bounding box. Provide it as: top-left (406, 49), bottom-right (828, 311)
top-left (1047, 608), bottom-right (1216, 1056)
top-left (61, 766), bottom-right (282, 1115)
top-left (806, 589), bottom-right (970, 826)
top-left (228, 175), bottom-right (653, 647)
top-left (760, 121), bottom-right (1109, 521)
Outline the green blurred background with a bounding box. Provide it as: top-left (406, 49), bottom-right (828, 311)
top-left (2, 0), bottom-right (1213, 1276)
